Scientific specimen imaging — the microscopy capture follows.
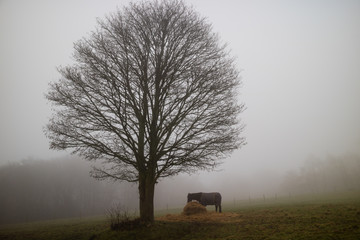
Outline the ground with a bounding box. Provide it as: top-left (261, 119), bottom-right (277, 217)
top-left (157, 211), bottom-right (242, 223)
top-left (0, 192), bottom-right (360, 240)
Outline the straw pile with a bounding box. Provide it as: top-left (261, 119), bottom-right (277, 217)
top-left (182, 201), bottom-right (207, 216)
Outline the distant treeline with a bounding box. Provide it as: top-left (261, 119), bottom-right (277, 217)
top-left (0, 157), bottom-right (203, 225)
top-left (281, 153), bottom-right (360, 195)
top-left (3, 153), bottom-right (358, 224)
top-left (0, 157), bottom-right (139, 224)
top-left (0, 154), bottom-right (239, 223)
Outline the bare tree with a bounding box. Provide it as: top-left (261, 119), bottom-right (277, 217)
top-left (45, 0), bottom-right (245, 223)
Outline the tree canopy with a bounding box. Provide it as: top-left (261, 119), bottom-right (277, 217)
top-left (45, 0), bottom-right (245, 223)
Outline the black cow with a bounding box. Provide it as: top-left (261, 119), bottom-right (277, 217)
top-left (187, 192), bottom-right (222, 213)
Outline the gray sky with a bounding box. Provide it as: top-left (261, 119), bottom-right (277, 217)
top-left (1, 0), bottom-right (359, 180)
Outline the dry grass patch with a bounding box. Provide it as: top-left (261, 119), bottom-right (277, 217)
top-left (157, 212), bottom-right (242, 223)
top-left (156, 202), bottom-right (241, 223)
top-left (157, 201), bottom-right (241, 223)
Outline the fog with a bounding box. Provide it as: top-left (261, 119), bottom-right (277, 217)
top-left (1, 0), bottom-right (360, 223)
top-left (1, 154), bottom-right (359, 224)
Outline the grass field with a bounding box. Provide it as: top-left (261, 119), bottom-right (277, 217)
top-left (1, 191), bottom-right (360, 240)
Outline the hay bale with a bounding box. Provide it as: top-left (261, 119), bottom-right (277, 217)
top-left (182, 201), bottom-right (207, 216)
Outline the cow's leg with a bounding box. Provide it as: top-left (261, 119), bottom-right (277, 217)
top-left (215, 205), bottom-right (218, 212)
top-left (219, 204), bottom-right (222, 213)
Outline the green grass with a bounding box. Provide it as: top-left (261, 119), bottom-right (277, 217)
top-left (1, 191), bottom-right (360, 240)
top-left (0, 216), bottom-right (108, 240)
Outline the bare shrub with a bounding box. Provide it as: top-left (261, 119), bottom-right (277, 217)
top-left (106, 203), bottom-right (140, 230)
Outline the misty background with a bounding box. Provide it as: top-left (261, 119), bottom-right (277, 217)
top-left (1, 0), bottom-right (359, 223)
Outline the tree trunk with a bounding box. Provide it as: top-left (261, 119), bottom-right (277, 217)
top-left (138, 175), bottom-right (155, 224)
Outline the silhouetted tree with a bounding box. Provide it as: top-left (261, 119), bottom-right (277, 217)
top-left (45, 0), bottom-right (245, 223)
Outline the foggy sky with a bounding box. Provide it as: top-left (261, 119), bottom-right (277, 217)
top-left (1, 0), bottom-right (359, 180)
